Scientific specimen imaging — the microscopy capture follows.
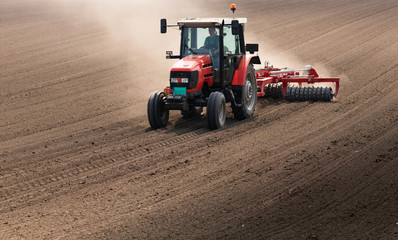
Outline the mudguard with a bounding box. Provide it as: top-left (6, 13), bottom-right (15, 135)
top-left (231, 55), bottom-right (261, 86)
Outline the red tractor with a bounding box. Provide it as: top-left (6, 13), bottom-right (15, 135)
top-left (148, 6), bottom-right (339, 130)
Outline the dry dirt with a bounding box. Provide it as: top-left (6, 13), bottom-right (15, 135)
top-left (1, 0), bottom-right (398, 239)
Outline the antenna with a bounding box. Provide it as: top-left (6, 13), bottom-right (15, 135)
top-left (230, 3), bottom-right (236, 18)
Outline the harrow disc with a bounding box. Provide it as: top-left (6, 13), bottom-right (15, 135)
top-left (303, 87), bottom-right (309, 101)
top-left (308, 87), bottom-right (315, 101)
top-left (270, 85), bottom-right (276, 98)
top-left (286, 87), bottom-right (333, 102)
top-left (321, 87), bottom-right (333, 101)
top-left (315, 87), bottom-right (322, 101)
top-left (286, 87), bottom-right (292, 101)
top-left (294, 87), bottom-right (300, 101)
top-left (277, 85), bottom-right (283, 98)
top-left (264, 84), bottom-right (283, 98)
top-left (264, 84), bottom-right (271, 97)
top-left (299, 87), bottom-right (305, 101)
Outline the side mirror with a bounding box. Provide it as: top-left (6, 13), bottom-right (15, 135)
top-left (160, 19), bottom-right (167, 34)
top-left (231, 20), bottom-right (239, 35)
top-left (246, 43), bottom-right (258, 54)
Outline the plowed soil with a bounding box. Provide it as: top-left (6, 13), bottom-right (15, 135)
top-left (1, 0), bottom-right (397, 239)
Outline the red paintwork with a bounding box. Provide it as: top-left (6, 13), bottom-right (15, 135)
top-left (168, 55), bottom-right (339, 99)
top-left (256, 66), bottom-right (340, 98)
top-left (170, 55), bottom-right (214, 93)
top-left (231, 55), bottom-right (259, 86)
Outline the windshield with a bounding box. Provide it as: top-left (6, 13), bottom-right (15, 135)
top-left (181, 26), bottom-right (241, 57)
top-left (181, 26), bottom-right (242, 70)
top-left (181, 27), bottom-right (219, 57)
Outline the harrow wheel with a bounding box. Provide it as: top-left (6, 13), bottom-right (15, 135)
top-left (286, 87), bottom-right (333, 102)
top-left (147, 91), bottom-right (169, 130)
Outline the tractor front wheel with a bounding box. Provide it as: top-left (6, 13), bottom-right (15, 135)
top-left (207, 92), bottom-right (226, 130)
top-left (147, 91), bottom-right (169, 130)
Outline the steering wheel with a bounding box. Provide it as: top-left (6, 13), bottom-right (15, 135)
top-left (185, 43), bottom-right (198, 54)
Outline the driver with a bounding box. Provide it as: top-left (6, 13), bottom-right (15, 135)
top-left (203, 28), bottom-right (219, 55)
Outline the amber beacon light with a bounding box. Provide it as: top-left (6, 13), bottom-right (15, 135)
top-left (231, 3), bottom-right (237, 16)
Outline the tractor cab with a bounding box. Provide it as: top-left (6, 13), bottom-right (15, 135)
top-left (177, 18), bottom-right (247, 87)
top-left (162, 18), bottom-right (256, 89)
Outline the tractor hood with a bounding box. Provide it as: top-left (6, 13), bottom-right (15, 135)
top-left (171, 55), bottom-right (212, 72)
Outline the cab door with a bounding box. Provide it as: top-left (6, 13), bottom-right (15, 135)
top-left (223, 25), bottom-right (244, 86)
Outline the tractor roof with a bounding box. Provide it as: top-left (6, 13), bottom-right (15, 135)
top-left (177, 18), bottom-right (247, 27)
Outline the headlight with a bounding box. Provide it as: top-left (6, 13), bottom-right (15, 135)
top-left (170, 78), bottom-right (189, 83)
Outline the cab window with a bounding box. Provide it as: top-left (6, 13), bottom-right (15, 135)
top-left (223, 25), bottom-right (241, 55)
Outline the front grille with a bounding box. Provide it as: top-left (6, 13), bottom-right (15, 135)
top-left (170, 71), bottom-right (199, 89)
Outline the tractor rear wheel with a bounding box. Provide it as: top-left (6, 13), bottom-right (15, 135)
top-left (147, 91), bottom-right (169, 130)
top-left (233, 64), bottom-right (257, 120)
top-left (207, 92), bottom-right (226, 130)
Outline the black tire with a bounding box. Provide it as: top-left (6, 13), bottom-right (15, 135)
top-left (233, 64), bottom-right (257, 120)
top-left (207, 92), bottom-right (226, 130)
top-left (147, 91), bottom-right (169, 130)
top-left (147, 92), bottom-right (157, 129)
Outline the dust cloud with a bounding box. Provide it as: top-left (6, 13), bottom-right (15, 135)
top-left (53, 0), bottom-right (328, 97)
top-left (54, 0), bottom-right (225, 98)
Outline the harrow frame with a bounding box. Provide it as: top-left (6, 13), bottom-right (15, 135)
top-left (256, 65), bottom-right (340, 100)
